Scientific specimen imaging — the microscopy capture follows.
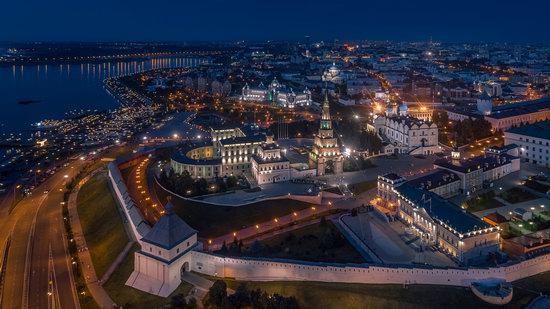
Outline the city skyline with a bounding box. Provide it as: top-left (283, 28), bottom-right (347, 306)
top-left (1, 0), bottom-right (549, 43)
top-left (1, 3), bottom-right (550, 308)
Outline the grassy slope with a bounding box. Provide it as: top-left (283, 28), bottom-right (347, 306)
top-left (221, 271), bottom-right (550, 309)
top-left (77, 172), bottom-right (128, 278)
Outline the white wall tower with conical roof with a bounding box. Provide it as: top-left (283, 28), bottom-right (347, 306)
top-left (126, 202), bottom-right (198, 297)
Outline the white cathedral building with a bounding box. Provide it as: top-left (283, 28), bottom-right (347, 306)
top-left (322, 62), bottom-right (347, 84)
top-left (241, 77), bottom-right (311, 108)
top-left (371, 102), bottom-right (441, 155)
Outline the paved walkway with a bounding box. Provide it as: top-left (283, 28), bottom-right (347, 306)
top-left (68, 172), bottom-right (114, 308)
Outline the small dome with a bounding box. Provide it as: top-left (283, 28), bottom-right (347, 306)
top-left (399, 103), bottom-right (408, 112)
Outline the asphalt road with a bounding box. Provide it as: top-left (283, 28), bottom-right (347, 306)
top-left (0, 160), bottom-right (84, 309)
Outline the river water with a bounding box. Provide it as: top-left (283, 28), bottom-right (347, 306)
top-left (0, 56), bottom-right (203, 161)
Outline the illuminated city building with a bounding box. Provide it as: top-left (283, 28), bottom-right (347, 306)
top-left (309, 90), bottom-right (343, 176)
top-left (127, 203), bottom-right (198, 297)
top-left (322, 62), bottom-right (346, 84)
top-left (251, 143), bottom-right (291, 184)
top-left (171, 125), bottom-right (284, 179)
top-left (372, 102), bottom-right (440, 155)
top-left (241, 77), bottom-right (311, 108)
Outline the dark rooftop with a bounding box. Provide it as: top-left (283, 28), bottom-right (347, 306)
top-left (171, 141), bottom-right (222, 165)
top-left (506, 120), bottom-right (550, 140)
top-left (487, 97), bottom-right (550, 120)
top-left (406, 170), bottom-right (460, 191)
top-left (141, 203), bottom-right (197, 250)
top-left (395, 183), bottom-right (490, 234)
top-left (252, 154), bottom-right (289, 164)
top-left (434, 154), bottom-right (516, 174)
top-left (219, 135), bottom-right (265, 146)
top-left (381, 173), bottom-right (404, 181)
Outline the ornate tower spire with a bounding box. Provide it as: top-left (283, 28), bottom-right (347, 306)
top-left (320, 85), bottom-right (332, 130)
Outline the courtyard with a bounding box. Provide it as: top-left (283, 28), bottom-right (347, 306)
top-left (340, 211), bottom-right (457, 267)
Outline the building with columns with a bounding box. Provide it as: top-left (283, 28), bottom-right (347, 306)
top-left (309, 90), bottom-right (343, 176)
top-left (171, 124), bottom-right (291, 184)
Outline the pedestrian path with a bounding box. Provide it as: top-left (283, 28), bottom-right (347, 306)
top-left (68, 173), bottom-right (114, 308)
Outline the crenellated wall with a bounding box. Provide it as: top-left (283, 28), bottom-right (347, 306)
top-left (189, 251), bottom-right (550, 287)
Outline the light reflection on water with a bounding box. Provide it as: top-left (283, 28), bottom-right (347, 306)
top-left (0, 56), bottom-right (204, 158)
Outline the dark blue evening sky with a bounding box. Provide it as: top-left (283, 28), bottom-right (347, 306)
top-left (1, 0), bottom-right (548, 42)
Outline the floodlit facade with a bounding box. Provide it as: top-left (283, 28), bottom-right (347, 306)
top-left (241, 78), bottom-right (311, 108)
top-left (171, 125), bottom-right (290, 180)
top-left (251, 143), bottom-right (291, 184)
top-left (373, 103), bottom-right (440, 155)
top-left (127, 203), bottom-right (198, 297)
top-left (309, 91), bottom-right (343, 176)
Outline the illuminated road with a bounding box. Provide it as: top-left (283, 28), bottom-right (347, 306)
top-left (0, 160), bottom-right (84, 309)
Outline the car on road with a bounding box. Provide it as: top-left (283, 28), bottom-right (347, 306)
top-left (43, 190), bottom-right (49, 194)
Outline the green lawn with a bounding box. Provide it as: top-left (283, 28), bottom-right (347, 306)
top-left (349, 179), bottom-right (377, 195)
top-left (221, 220), bottom-right (366, 264)
top-left (103, 244), bottom-right (193, 308)
top-left (77, 172), bottom-right (128, 278)
top-left (500, 187), bottom-right (539, 204)
top-left (464, 191), bottom-right (505, 212)
top-left (155, 182), bottom-right (315, 238)
top-left (218, 271), bottom-right (550, 309)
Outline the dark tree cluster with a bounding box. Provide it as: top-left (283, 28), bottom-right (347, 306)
top-left (204, 280), bottom-right (299, 309)
top-left (433, 111), bottom-right (492, 146)
top-left (454, 118), bottom-right (492, 146)
top-left (158, 169), bottom-right (239, 197)
top-left (343, 156), bottom-right (375, 172)
top-left (358, 131), bottom-right (383, 154)
top-left (169, 293), bottom-right (198, 309)
top-left (219, 219), bottom-right (349, 262)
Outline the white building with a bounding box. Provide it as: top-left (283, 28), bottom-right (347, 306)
top-left (126, 203), bottom-right (198, 297)
top-left (474, 81), bottom-right (502, 97)
top-left (171, 125), bottom-right (286, 179)
top-left (434, 153), bottom-right (521, 195)
top-left (393, 183), bottom-right (501, 265)
top-left (322, 63), bottom-right (347, 84)
top-left (372, 103), bottom-right (440, 155)
top-left (505, 120), bottom-right (550, 167)
top-left (241, 78), bottom-right (311, 108)
top-left (477, 91), bottom-right (493, 115)
top-left (251, 143), bottom-right (291, 184)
